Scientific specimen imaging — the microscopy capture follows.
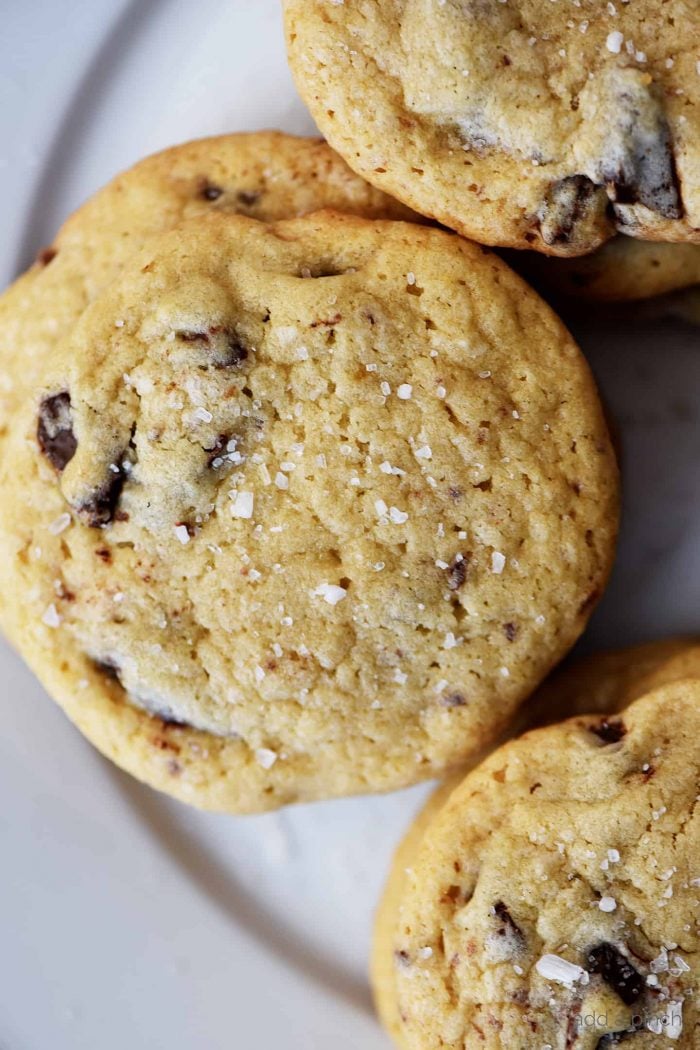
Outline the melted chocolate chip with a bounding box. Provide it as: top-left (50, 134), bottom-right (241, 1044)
top-left (216, 337), bottom-right (248, 369)
top-left (447, 555), bottom-right (467, 591)
top-left (538, 175), bottom-right (601, 246)
top-left (493, 901), bottom-right (525, 946)
top-left (77, 470), bottom-right (126, 527)
top-left (603, 103), bottom-right (681, 220)
top-left (37, 392), bottom-right (77, 471)
top-left (91, 656), bottom-right (123, 684)
top-left (587, 943), bottom-right (644, 1006)
top-left (199, 179), bottom-right (223, 201)
top-left (591, 719), bottom-right (627, 745)
top-left (236, 189), bottom-right (261, 207)
top-left (503, 622), bottom-right (518, 641)
top-left (439, 691), bottom-right (466, 708)
top-left (595, 1023), bottom-right (642, 1049)
top-left (37, 246), bottom-right (57, 266)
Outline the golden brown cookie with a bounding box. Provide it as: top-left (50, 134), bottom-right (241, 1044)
top-left (510, 238), bottom-right (700, 303)
top-left (285, 0), bottom-right (700, 255)
top-left (0, 131), bottom-right (417, 442)
top-left (0, 210), bottom-right (617, 813)
top-left (373, 683), bottom-right (700, 1047)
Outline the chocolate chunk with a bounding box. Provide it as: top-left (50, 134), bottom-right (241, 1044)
top-left (447, 555), bottom-right (467, 591)
top-left (216, 337), bottom-right (248, 369)
top-left (587, 943), bottom-right (644, 1005)
top-left (37, 392), bottom-right (77, 471)
top-left (91, 656), bottom-right (123, 685)
top-left (503, 622), bottom-right (518, 641)
top-left (439, 691), bottom-right (466, 708)
top-left (595, 1022), bottom-right (642, 1049)
top-left (602, 89), bottom-right (681, 220)
top-left (76, 469), bottom-right (127, 527)
top-left (37, 246), bottom-right (57, 266)
top-left (538, 175), bottom-right (601, 246)
top-left (591, 719), bottom-right (627, 745)
top-left (198, 179), bottom-right (223, 201)
top-left (237, 189), bottom-right (261, 207)
top-left (492, 901), bottom-right (525, 946)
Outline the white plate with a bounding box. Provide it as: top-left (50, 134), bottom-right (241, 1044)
top-left (0, 3), bottom-right (698, 1047)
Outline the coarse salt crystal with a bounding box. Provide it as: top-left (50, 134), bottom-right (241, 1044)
top-left (275, 472), bottom-right (289, 490)
top-left (436, 386), bottom-right (446, 398)
top-left (535, 954), bottom-right (586, 986)
top-left (418, 946), bottom-right (433, 959)
top-left (42, 603), bottom-right (61, 628)
top-left (397, 384), bottom-right (413, 400)
top-left (48, 512), bottom-right (71, 535)
top-left (375, 499), bottom-right (388, 517)
top-left (606, 30), bottom-right (624, 52)
top-left (415, 445), bottom-right (432, 460)
top-left (491, 551), bottom-right (506, 574)
top-left (389, 506), bottom-right (409, 524)
top-left (256, 748), bottom-right (278, 769)
top-left (394, 669), bottom-right (407, 684)
top-left (314, 582), bottom-right (347, 606)
top-left (193, 406), bottom-right (213, 423)
top-left (380, 381), bottom-right (391, 397)
top-left (599, 896), bottom-right (617, 912)
top-left (174, 524), bottom-right (190, 545)
top-left (230, 491), bottom-right (254, 519)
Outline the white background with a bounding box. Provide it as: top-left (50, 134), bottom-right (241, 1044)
top-left (0, 2), bottom-right (698, 1047)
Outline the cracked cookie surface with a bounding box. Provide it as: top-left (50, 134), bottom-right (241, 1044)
top-left (0, 211), bottom-right (617, 812)
top-left (285, 0), bottom-right (700, 255)
top-left (0, 131), bottom-right (417, 446)
top-left (373, 684), bottom-right (700, 1047)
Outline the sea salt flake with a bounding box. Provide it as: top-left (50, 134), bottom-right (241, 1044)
top-left (389, 506), bottom-right (409, 524)
top-left (193, 406), bottom-right (213, 423)
top-left (606, 29), bottom-right (624, 52)
top-left (491, 551), bottom-right (506, 574)
top-left (42, 603), bottom-right (61, 628)
top-left (256, 748), bottom-right (278, 769)
top-left (314, 582), bottom-right (347, 606)
top-left (174, 524), bottom-right (190, 545)
top-left (535, 954), bottom-right (586, 986)
top-left (48, 512), bottom-right (71, 535)
top-left (230, 491), bottom-right (254, 519)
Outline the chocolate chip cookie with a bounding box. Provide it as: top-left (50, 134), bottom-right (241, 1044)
top-left (0, 210), bottom-right (617, 812)
top-left (373, 683), bottom-right (699, 1047)
top-left (0, 131), bottom-right (417, 444)
top-left (512, 238), bottom-right (700, 305)
top-left (285, 1), bottom-right (700, 255)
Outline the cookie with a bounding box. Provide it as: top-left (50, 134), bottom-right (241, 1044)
top-left (285, 0), bottom-right (700, 255)
top-left (511, 238), bottom-right (700, 303)
top-left (528, 637), bottom-right (700, 727)
top-left (0, 131), bottom-right (417, 443)
top-left (372, 637), bottom-right (700, 1039)
top-left (372, 683), bottom-right (700, 1047)
top-left (0, 210), bottom-right (617, 813)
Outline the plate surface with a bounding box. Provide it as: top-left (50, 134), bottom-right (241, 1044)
top-left (0, 3), bottom-right (698, 1047)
